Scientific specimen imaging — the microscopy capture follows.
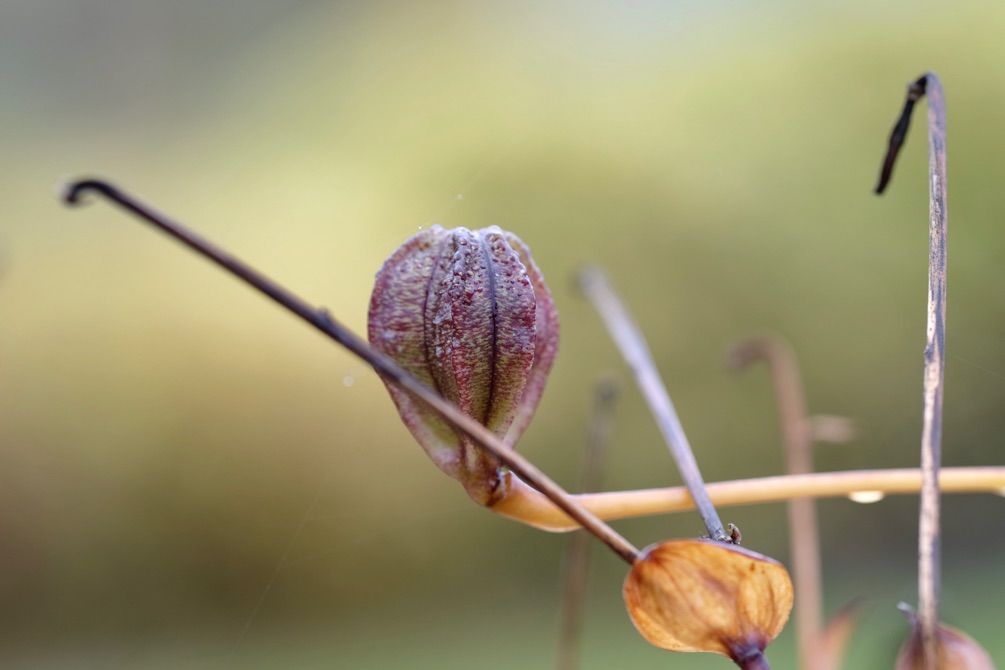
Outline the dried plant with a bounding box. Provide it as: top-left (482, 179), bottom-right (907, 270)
top-left (728, 334), bottom-right (861, 670)
top-left (875, 72), bottom-right (994, 669)
top-left (59, 71), bottom-right (1002, 668)
top-left (556, 380), bottom-right (617, 670)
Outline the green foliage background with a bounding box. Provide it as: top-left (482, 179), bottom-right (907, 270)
top-left (2, 1), bottom-right (1003, 667)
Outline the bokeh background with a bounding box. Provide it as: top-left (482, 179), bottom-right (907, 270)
top-left (2, 1), bottom-right (1004, 668)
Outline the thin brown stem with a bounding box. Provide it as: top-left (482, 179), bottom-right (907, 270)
top-left (578, 266), bottom-right (727, 542)
top-left (556, 380), bottom-right (618, 670)
top-left (875, 73), bottom-right (947, 668)
top-left (61, 178), bottom-right (641, 565)
top-left (729, 335), bottom-right (822, 670)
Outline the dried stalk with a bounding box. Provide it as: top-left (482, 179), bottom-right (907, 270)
top-left (556, 380), bottom-right (618, 670)
top-left (729, 335), bottom-right (822, 670)
top-left (578, 266), bottom-right (728, 542)
top-left (492, 466), bottom-right (1003, 531)
top-left (875, 73), bottom-right (948, 667)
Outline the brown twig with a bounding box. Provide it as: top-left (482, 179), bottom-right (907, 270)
top-left (556, 380), bottom-right (618, 670)
top-left (578, 266), bottom-right (728, 542)
top-left (875, 73), bottom-right (947, 668)
top-left (61, 178), bottom-right (642, 566)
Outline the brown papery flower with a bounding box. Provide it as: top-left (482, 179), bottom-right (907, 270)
top-left (624, 539), bottom-right (794, 669)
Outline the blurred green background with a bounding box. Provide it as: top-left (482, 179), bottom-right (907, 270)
top-left (2, 1), bottom-right (1004, 667)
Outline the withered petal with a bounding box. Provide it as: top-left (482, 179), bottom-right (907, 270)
top-left (623, 539), bottom-right (793, 662)
top-left (816, 598), bottom-right (864, 670)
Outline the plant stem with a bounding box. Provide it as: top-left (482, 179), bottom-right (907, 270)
top-left (61, 178), bottom-right (642, 566)
top-left (736, 651), bottom-right (771, 670)
top-left (489, 466), bottom-right (1004, 531)
top-left (578, 266), bottom-right (728, 542)
top-left (729, 335), bottom-right (822, 670)
top-left (875, 73), bottom-right (947, 667)
top-left (556, 380), bottom-right (618, 670)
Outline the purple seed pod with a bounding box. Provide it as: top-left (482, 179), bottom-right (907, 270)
top-left (368, 225), bottom-right (559, 506)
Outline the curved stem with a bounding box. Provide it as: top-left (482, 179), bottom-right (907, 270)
top-left (489, 466), bottom-right (1005, 532)
top-left (61, 178), bottom-right (641, 565)
top-left (875, 73), bottom-right (948, 667)
top-left (729, 335), bottom-right (822, 670)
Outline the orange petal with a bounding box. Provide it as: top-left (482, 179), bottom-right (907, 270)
top-left (624, 539), bottom-right (793, 664)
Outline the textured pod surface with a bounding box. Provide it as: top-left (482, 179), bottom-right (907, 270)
top-left (895, 606), bottom-right (995, 670)
top-left (368, 225), bottom-right (558, 505)
top-left (624, 539), bottom-right (793, 664)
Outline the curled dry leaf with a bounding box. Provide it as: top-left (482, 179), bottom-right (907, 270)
top-left (368, 225), bottom-right (559, 506)
top-left (816, 598), bottom-right (864, 670)
top-left (895, 604), bottom-right (995, 670)
top-left (623, 539), bottom-right (793, 667)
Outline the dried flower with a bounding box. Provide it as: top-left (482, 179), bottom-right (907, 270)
top-left (368, 225), bottom-right (559, 506)
top-left (623, 539), bottom-right (793, 668)
top-left (894, 604), bottom-right (994, 670)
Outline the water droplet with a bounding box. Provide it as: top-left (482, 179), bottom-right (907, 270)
top-left (848, 490), bottom-right (884, 504)
top-left (342, 375), bottom-right (355, 388)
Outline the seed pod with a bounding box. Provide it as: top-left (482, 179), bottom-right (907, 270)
top-left (623, 539), bottom-right (794, 668)
top-left (894, 605), bottom-right (994, 670)
top-left (368, 225), bottom-right (559, 506)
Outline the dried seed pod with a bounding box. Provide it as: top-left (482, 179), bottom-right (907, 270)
top-left (368, 225), bottom-right (559, 506)
top-left (894, 604), bottom-right (995, 670)
top-left (623, 539), bottom-right (793, 668)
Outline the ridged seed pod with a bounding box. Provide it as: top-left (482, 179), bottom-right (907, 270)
top-left (895, 605), bottom-right (995, 670)
top-left (368, 225), bottom-right (559, 506)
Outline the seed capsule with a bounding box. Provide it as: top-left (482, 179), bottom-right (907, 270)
top-left (623, 539), bottom-right (793, 667)
top-left (894, 605), bottom-right (994, 670)
top-left (368, 225), bottom-right (559, 506)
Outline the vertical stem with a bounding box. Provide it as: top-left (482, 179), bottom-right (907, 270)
top-left (578, 267), bottom-right (727, 542)
top-left (918, 74), bottom-right (947, 667)
top-left (556, 380), bottom-right (618, 670)
top-left (729, 335), bottom-right (822, 670)
top-left (735, 650), bottom-right (771, 670)
top-left (875, 73), bottom-right (947, 668)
